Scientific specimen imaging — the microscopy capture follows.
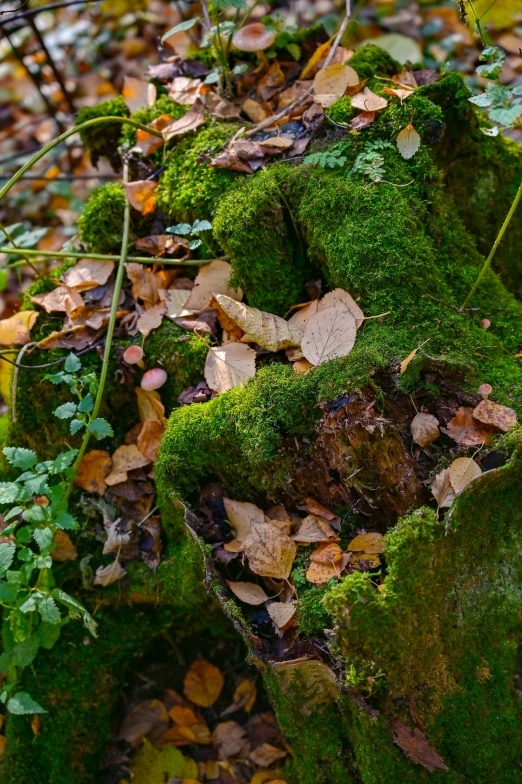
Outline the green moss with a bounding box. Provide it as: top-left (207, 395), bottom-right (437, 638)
top-left (77, 182), bottom-right (126, 253)
top-left (119, 94), bottom-right (187, 148)
top-left (296, 586), bottom-right (331, 637)
top-left (157, 123), bottom-right (240, 223)
top-left (144, 320), bottom-right (209, 412)
top-left (76, 96), bottom-right (129, 168)
top-left (349, 43), bottom-right (401, 82)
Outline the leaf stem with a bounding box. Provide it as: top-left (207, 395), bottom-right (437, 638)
top-left (0, 247), bottom-right (211, 267)
top-left (460, 175), bottom-right (522, 311)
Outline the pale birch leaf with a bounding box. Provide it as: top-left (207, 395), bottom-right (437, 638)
top-left (351, 87), bottom-right (388, 111)
top-left (204, 343), bottom-right (256, 394)
top-left (411, 412), bottom-right (440, 447)
top-left (302, 304), bottom-right (356, 366)
top-left (267, 601), bottom-right (296, 629)
top-left (396, 123), bottom-right (421, 159)
top-left (431, 468), bottom-right (455, 509)
top-left (449, 457), bottom-right (481, 495)
top-left (212, 293), bottom-right (303, 352)
top-left (242, 522), bottom-right (297, 579)
top-left (226, 581), bottom-right (269, 605)
top-left (185, 260), bottom-right (242, 312)
top-left (318, 288), bottom-right (364, 328)
top-left (223, 497), bottom-right (264, 542)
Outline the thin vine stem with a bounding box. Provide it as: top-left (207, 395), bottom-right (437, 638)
top-left (460, 175), bottom-right (522, 311)
top-left (0, 247), bottom-right (211, 267)
top-left (465, 0), bottom-right (489, 47)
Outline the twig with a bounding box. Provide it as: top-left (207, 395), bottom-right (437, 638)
top-left (460, 175), bottom-right (522, 311)
top-left (10, 342), bottom-right (35, 423)
top-left (0, 0), bottom-right (99, 25)
top-left (245, 0), bottom-right (352, 137)
top-left (27, 16), bottom-right (76, 113)
top-left (0, 246), bottom-right (212, 267)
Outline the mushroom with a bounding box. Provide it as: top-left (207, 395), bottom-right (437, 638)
top-left (232, 23), bottom-right (276, 63)
top-left (478, 383), bottom-right (492, 398)
top-left (123, 345), bottom-right (144, 365)
top-left (141, 368), bottom-right (168, 392)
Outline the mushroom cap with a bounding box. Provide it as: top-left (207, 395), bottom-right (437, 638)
top-left (478, 382), bottom-right (492, 397)
top-left (141, 368), bottom-right (168, 391)
top-left (123, 345), bottom-right (144, 364)
top-left (232, 23), bottom-right (276, 52)
top-left (480, 318), bottom-right (491, 330)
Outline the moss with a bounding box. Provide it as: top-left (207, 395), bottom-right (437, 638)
top-left (213, 165), bottom-right (317, 314)
top-left (144, 320), bottom-right (209, 412)
top-left (77, 182), bottom-right (126, 254)
top-left (75, 96), bottom-right (129, 168)
top-left (119, 94), bottom-right (187, 148)
top-left (296, 586), bottom-right (331, 637)
top-left (349, 43), bottom-right (401, 82)
top-left (157, 123), bottom-right (240, 223)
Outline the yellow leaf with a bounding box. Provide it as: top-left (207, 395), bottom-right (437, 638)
top-left (472, 399), bottom-right (517, 432)
top-left (62, 258), bottom-right (114, 291)
top-left (135, 387), bottom-right (166, 426)
top-left (242, 522), bottom-right (297, 579)
top-left (347, 532), bottom-right (385, 553)
top-left (300, 37), bottom-right (334, 78)
top-left (266, 601), bottom-right (296, 629)
top-left (349, 551), bottom-right (381, 571)
top-left (293, 515), bottom-right (338, 543)
top-left (226, 580), bottom-right (269, 605)
top-left (301, 304), bottom-right (357, 366)
top-left (396, 123), bottom-right (421, 160)
top-left (123, 180), bottom-right (157, 215)
top-left (251, 770), bottom-right (285, 784)
top-left (183, 659), bottom-right (224, 707)
top-left (185, 260), bottom-right (242, 312)
top-left (351, 87), bottom-right (388, 111)
top-left (75, 450), bottom-right (111, 494)
top-left (448, 457), bottom-right (481, 495)
top-left (204, 342), bottom-right (256, 394)
top-left (211, 293), bottom-right (303, 352)
top-left (313, 63), bottom-right (360, 108)
top-left (232, 679), bottom-right (257, 713)
top-left (431, 468), bottom-right (455, 509)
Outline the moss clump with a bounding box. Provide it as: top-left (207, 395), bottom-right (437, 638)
top-left (297, 586), bottom-right (331, 637)
top-left (77, 182), bottom-right (126, 253)
top-left (349, 43), bottom-right (401, 82)
top-left (76, 96), bottom-right (129, 168)
top-left (144, 320), bottom-right (209, 413)
top-left (119, 94), bottom-right (187, 148)
top-left (213, 166), bottom-right (316, 314)
top-left (157, 123), bottom-right (240, 223)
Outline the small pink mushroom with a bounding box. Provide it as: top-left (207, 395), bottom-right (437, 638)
top-left (123, 345), bottom-right (144, 364)
top-left (478, 383), bottom-right (492, 398)
top-left (480, 318), bottom-right (491, 330)
top-left (141, 368), bottom-right (167, 391)
top-left (232, 23), bottom-right (276, 56)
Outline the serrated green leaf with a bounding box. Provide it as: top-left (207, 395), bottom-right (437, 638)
top-left (488, 103), bottom-right (522, 127)
top-left (64, 353), bottom-right (82, 373)
top-left (19, 596), bottom-right (36, 613)
top-left (4, 506), bottom-right (22, 521)
top-left (54, 402), bottom-right (77, 420)
top-left (469, 93), bottom-right (493, 107)
top-left (0, 483), bottom-right (20, 504)
top-left (189, 238), bottom-right (202, 249)
top-left (0, 582), bottom-right (19, 604)
top-left (33, 527), bottom-right (54, 551)
top-left (77, 394), bottom-right (94, 414)
top-left (0, 543), bottom-right (16, 574)
top-left (23, 475), bottom-right (49, 496)
top-left (22, 506), bottom-right (46, 523)
top-left (3, 447), bottom-right (37, 470)
top-left (38, 596), bottom-right (60, 625)
top-left (70, 418), bottom-right (85, 435)
top-left (7, 692), bottom-right (46, 715)
top-left (54, 511), bottom-right (78, 531)
top-left (16, 526), bottom-right (32, 543)
top-left (36, 556), bottom-right (52, 569)
top-left (10, 636), bottom-right (40, 667)
top-left (191, 219), bottom-right (212, 233)
top-left (51, 450), bottom-right (78, 474)
top-left (167, 222), bottom-right (192, 235)
top-left (88, 418), bottom-right (113, 439)
top-left (160, 16), bottom-right (200, 44)
top-left (45, 371), bottom-right (65, 385)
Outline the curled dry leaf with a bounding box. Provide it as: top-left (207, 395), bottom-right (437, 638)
top-left (162, 99), bottom-right (205, 141)
top-left (410, 412), bottom-right (440, 447)
top-left (250, 742), bottom-right (287, 767)
top-left (299, 497), bottom-right (341, 527)
top-left (384, 86), bottom-right (414, 102)
top-left (222, 679), bottom-right (257, 715)
top-left (313, 63), bottom-right (360, 107)
top-left (123, 75), bottom-right (156, 113)
top-left (165, 705), bottom-right (211, 745)
top-left (351, 87), bottom-right (388, 112)
top-left (204, 342), bottom-right (256, 394)
top-left (431, 467), bottom-right (455, 509)
top-left (137, 302), bottom-right (166, 337)
top-left (310, 542), bottom-right (344, 564)
top-left (125, 263), bottom-right (162, 307)
top-left (293, 359), bottom-right (312, 374)
top-left (168, 76), bottom-right (203, 105)
top-left (390, 719), bottom-right (448, 773)
top-left (266, 601), bottom-right (296, 630)
top-left (442, 406), bottom-right (495, 446)
top-left (301, 304), bottom-right (357, 366)
top-left (242, 522), bottom-right (297, 580)
top-left (135, 387), bottom-right (166, 426)
top-left (211, 720), bottom-right (248, 760)
top-left (160, 288), bottom-right (192, 319)
top-left (62, 258), bottom-right (114, 292)
top-left (212, 293), bottom-right (303, 352)
top-left (183, 659), bottom-right (224, 708)
top-left (226, 580), bottom-right (270, 605)
top-left (94, 558), bottom-right (126, 586)
top-left (472, 399), bottom-right (517, 432)
top-left (123, 180), bottom-right (157, 215)
top-left (31, 286), bottom-right (84, 316)
top-left (0, 311), bottom-right (38, 346)
top-left (293, 515), bottom-right (338, 543)
top-left (75, 450), bottom-right (112, 494)
top-left (132, 114), bottom-right (173, 156)
top-left (351, 111), bottom-right (376, 130)
top-left (449, 457), bottom-right (481, 495)
top-left (185, 260), bottom-right (242, 312)
top-left (223, 497), bottom-right (264, 542)
top-left (318, 288), bottom-right (364, 327)
top-left (289, 300), bottom-right (319, 331)
top-left (51, 530), bottom-right (78, 562)
top-left (396, 123), bottom-right (421, 160)
top-left (347, 532), bottom-right (385, 553)
top-left (105, 444), bottom-right (150, 486)
top-left (137, 419), bottom-right (164, 462)
top-left (119, 699), bottom-right (169, 747)
top-left (103, 521), bottom-right (131, 555)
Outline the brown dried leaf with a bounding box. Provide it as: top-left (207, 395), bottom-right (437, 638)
top-left (472, 399), bottom-right (517, 432)
top-left (137, 302), bottom-right (166, 337)
top-left (162, 99), bottom-right (205, 141)
top-left (351, 87), bottom-right (388, 111)
top-left (242, 98), bottom-right (268, 123)
top-left (410, 412), bottom-right (440, 447)
top-left (384, 86), bottom-right (414, 102)
top-left (299, 497), bottom-right (341, 527)
top-left (222, 679), bottom-right (257, 715)
top-left (306, 555), bottom-right (346, 584)
top-left (266, 601), bottom-right (296, 630)
top-left (94, 558), bottom-right (126, 586)
top-left (390, 719), bottom-right (448, 773)
top-left (119, 699), bottom-right (169, 747)
top-left (211, 721), bottom-right (248, 759)
top-left (204, 342), bottom-right (256, 394)
top-left (62, 258), bottom-right (114, 292)
top-left (250, 742), bottom-right (287, 767)
top-left (31, 286), bottom-right (84, 316)
top-left (160, 289), bottom-right (192, 318)
top-left (396, 123), bottom-right (421, 160)
top-left (227, 580), bottom-right (269, 605)
top-left (301, 304), bottom-right (357, 366)
top-left (260, 136), bottom-right (294, 150)
top-left (205, 91), bottom-right (242, 119)
top-left (347, 532), bottom-right (385, 553)
top-left (212, 293), bottom-right (303, 352)
top-left (184, 659), bottom-right (224, 708)
top-left (449, 457), bottom-right (481, 495)
top-left (443, 406), bottom-right (495, 446)
top-left (431, 468), bottom-right (455, 509)
top-left (350, 111), bottom-right (375, 130)
top-left (223, 497), bottom-right (264, 541)
top-left (137, 419), bottom-right (164, 462)
top-left (310, 542), bottom-right (344, 564)
top-left (51, 530), bottom-right (78, 562)
top-left (185, 260), bottom-right (242, 312)
top-left (133, 114), bottom-right (173, 156)
top-left (293, 359), bottom-right (312, 374)
top-left (168, 76), bottom-right (203, 105)
top-left (313, 63), bottom-right (360, 107)
top-left (135, 387), bottom-right (166, 426)
top-left (123, 180), bottom-right (157, 215)
top-left (105, 444), bottom-right (150, 486)
top-left (75, 450), bottom-right (111, 494)
top-left (293, 515), bottom-right (338, 543)
top-left (243, 522), bottom-right (297, 579)
top-left (0, 311), bottom-right (38, 346)
top-left (301, 38), bottom-right (332, 78)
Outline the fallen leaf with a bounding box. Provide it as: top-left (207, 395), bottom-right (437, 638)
top-left (211, 294), bottom-right (303, 352)
top-left (51, 530), bottom-right (78, 562)
top-left (75, 450), bottom-right (111, 494)
top-left (206, 91), bottom-right (242, 120)
top-left (222, 679), bottom-right (257, 715)
top-left (135, 387), bottom-right (166, 426)
top-left (125, 263), bottom-right (162, 307)
top-left (410, 412), bottom-right (440, 447)
top-left (266, 602), bottom-right (296, 630)
top-left (123, 181), bottom-right (157, 215)
top-left (105, 444), bottom-right (150, 486)
top-left (251, 771), bottom-right (284, 784)
top-left (293, 515), bottom-right (338, 543)
top-left (103, 521), bottom-right (131, 555)
top-left (306, 551), bottom-right (348, 584)
top-left (31, 714), bottom-right (40, 738)
top-left (442, 406), bottom-right (495, 446)
top-left (289, 300), bottom-right (319, 331)
top-left (384, 86), bottom-right (414, 102)
top-left (160, 289), bottom-right (192, 319)
top-left (250, 742), bottom-right (287, 767)
top-left (137, 302), bottom-right (166, 337)
top-left (310, 542), bottom-right (344, 564)
top-left (183, 659), bottom-right (224, 707)
top-left (242, 522), bottom-right (297, 580)
top-left (227, 580), bottom-right (269, 605)
top-left (272, 658), bottom-right (339, 716)
top-left (449, 457), bottom-right (481, 495)
top-left (185, 260), bottom-right (242, 312)
top-left (472, 399), bottom-right (517, 432)
top-left (298, 498), bottom-right (340, 527)
top-left (242, 98), bottom-right (268, 123)
top-left (123, 75), bottom-right (156, 113)
top-left (94, 558), bottom-right (126, 586)
top-left (133, 114), bottom-right (173, 156)
top-left (0, 311), bottom-right (38, 346)
top-left (396, 123), bottom-right (421, 160)
top-left (211, 721), bottom-right (248, 759)
top-left (62, 258), bottom-right (114, 291)
top-left (166, 705), bottom-right (211, 745)
top-left (390, 719), bottom-right (448, 773)
top-left (130, 739), bottom-right (198, 783)
top-left (293, 359), bottom-right (312, 374)
top-left (351, 87), bottom-right (388, 111)
top-left (223, 497), bottom-right (264, 541)
top-left (137, 419), bottom-right (164, 462)
top-left (301, 304), bottom-right (357, 366)
top-left (204, 342), bottom-right (256, 394)
top-left (318, 288), bottom-right (365, 328)
top-left (347, 532), bottom-right (385, 553)
top-left (168, 76), bottom-right (203, 105)
top-left (431, 468), bottom-right (455, 509)
top-left (260, 136), bottom-right (294, 150)
top-left (301, 37), bottom-right (333, 78)
top-left (162, 99), bottom-right (205, 141)
top-left (31, 286), bottom-right (84, 316)
top-left (313, 63), bottom-right (360, 107)
top-left (119, 699), bottom-right (169, 747)
top-left (349, 551), bottom-right (381, 570)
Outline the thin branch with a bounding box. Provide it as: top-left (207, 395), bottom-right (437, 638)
top-left (0, 246), bottom-right (211, 267)
top-left (0, 0), bottom-right (99, 25)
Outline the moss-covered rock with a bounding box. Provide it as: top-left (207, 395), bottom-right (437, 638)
top-left (77, 182), bottom-right (126, 253)
top-left (75, 96), bottom-right (129, 169)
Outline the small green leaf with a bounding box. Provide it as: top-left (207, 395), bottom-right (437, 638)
top-left (4, 506), bottom-right (22, 521)
top-left (0, 543), bottom-right (16, 574)
top-left (167, 222), bottom-right (192, 235)
top-left (77, 394), bottom-right (94, 414)
top-left (23, 475), bottom-right (49, 496)
top-left (3, 447), bottom-right (37, 470)
top-left (7, 692), bottom-right (47, 715)
top-left (64, 353), bottom-right (82, 373)
top-left (0, 483), bottom-right (20, 504)
top-left (46, 371), bottom-right (65, 385)
top-left (189, 238), bottom-right (202, 250)
top-left (54, 511), bottom-right (79, 531)
top-left (286, 42), bottom-right (301, 61)
top-left (191, 219), bottom-right (212, 233)
top-left (160, 16), bottom-right (200, 44)
top-left (33, 527), bottom-right (54, 551)
top-left (488, 103), bottom-right (522, 127)
top-left (70, 419), bottom-right (84, 435)
top-left (54, 402), bottom-right (77, 420)
top-left (51, 450), bottom-right (78, 474)
top-left (19, 596), bottom-right (36, 613)
top-left (38, 596), bottom-right (60, 625)
top-left (36, 556), bottom-right (52, 569)
top-left (469, 93), bottom-right (493, 107)
top-left (22, 506), bottom-right (46, 523)
top-left (213, 0), bottom-right (247, 8)
top-left (16, 526), bottom-right (32, 543)
top-left (88, 418), bottom-right (114, 440)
